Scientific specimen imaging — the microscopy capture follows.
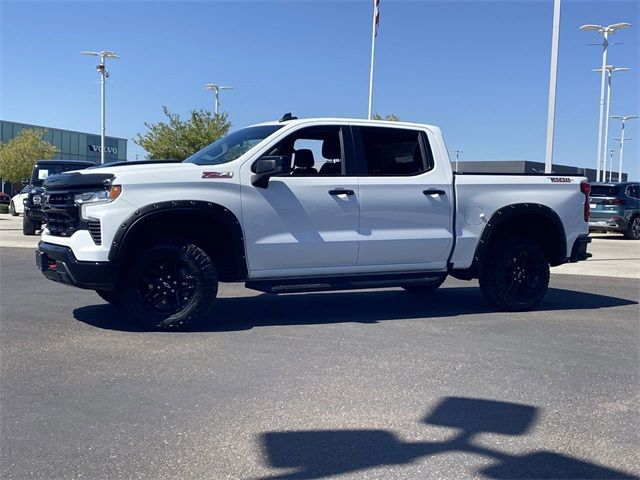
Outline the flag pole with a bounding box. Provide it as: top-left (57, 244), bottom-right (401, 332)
top-left (367, 0), bottom-right (378, 120)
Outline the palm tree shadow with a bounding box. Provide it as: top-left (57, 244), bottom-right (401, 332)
top-left (74, 284), bottom-right (637, 333)
top-left (259, 396), bottom-right (637, 479)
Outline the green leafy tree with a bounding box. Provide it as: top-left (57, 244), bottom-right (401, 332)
top-left (372, 113), bottom-right (400, 121)
top-left (135, 106), bottom-right (232, 160)
top-left (0, 129), bottom-right (57, 182)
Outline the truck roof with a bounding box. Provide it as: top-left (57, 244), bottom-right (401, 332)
top-left (250, 117), bottom-right (439, 131)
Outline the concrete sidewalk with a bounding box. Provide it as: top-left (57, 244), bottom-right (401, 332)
top-left (1, 213), bottom-right (638, 278)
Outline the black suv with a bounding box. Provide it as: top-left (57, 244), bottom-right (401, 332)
top-left (23, 160), bottom-right (95, 235)
top-left (588, 182), bottom-right (640, 240)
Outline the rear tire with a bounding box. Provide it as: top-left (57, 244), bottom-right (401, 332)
top-left (9, 201), bottom-right (18, 216)
top-left (479, 237), bottom-right (549, 311)
top-left (122, 238), bottom-right (218, 331)
top-left (22, 215), bottom-right (36, 235)
top-left (402, 274), bottom-right (447, 294)
top-left (623, 216), bottom-right (640, 240)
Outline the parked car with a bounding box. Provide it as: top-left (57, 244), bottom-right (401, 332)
top-left (9, 185), bottom-right (30, 216)
top-left (0, 192), bottom-right (10, 205)
top-left (22, 159), bottom-right (95, 235)
top-left (36, 116), bottom-right (591, 330)
top-left (588, 182), bottom-right (640, 240)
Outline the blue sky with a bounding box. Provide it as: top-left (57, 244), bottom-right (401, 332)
top-left (1, 0), bottom-right (638, 179)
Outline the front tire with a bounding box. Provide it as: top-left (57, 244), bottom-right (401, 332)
top-left (22, 215), bottom-right (37, 235)
top-left (9, 201), bottom-right (18, 216)
top-left (122, 239), bottom-right (218, 330)
top-left (623, 216), bottom-right (640, 240)
top-left (479, 237), bottom-right (550, 311)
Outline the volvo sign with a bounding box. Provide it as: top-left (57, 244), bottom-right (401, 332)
top-left (88, 145), bottom-right (117, 155)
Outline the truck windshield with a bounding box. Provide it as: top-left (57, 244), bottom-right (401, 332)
top-left (31, 164), bottom-right (90, 186)
top-left (184, 125), bottom-right (283, 166)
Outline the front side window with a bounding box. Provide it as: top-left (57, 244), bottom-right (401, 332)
top-left (184, 125), bottom-right (283, 166)
top-left (358, 126), bottom-right (431, 176)
top-left (262, 126), bottom-right (345, 176)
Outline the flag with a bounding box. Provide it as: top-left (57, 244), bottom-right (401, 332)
top-left (374, 0), bottom-right (380, 37)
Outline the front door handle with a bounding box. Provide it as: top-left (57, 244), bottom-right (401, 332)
top-left (329, 188), bottom-right (354, 196)
top-left (423, 189), bottom-right (446, 196)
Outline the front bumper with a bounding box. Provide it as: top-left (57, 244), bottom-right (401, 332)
top-left (25, 207), bottom-right (44, 222)
top-left (35, 241), bottom-right (119, 291)
top-left (569, 234), bottom-right (592, 263)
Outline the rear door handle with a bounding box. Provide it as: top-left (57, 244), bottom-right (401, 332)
top-left (329, 188), bottom-right (354, 196)
top-left (423, 189), bottom-right (446, 196)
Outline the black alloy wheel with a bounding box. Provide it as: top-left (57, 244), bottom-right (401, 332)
top-left (479, 237), bottom-right (550, 311)
top-left (123, 239), bottom-right (218, 330)
top-left (136, 256), bottom-right (200, 315)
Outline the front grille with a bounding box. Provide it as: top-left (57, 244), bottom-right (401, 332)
top-left (43, 192), bottom-right (80, 237)
top-left (87, 220), bottom-right (102, 245)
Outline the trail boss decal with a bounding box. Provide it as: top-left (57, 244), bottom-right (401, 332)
top-left (548, 177), bottom-right (573, 183)
top-left (202, 171), bottom-right (234, 179)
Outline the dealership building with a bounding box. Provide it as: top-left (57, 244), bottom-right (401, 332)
top-left (1, 120), bottom-right (128, 194)
top-left (1, 120), bottom-right (127, 163)
top-left (453, 160), bottom-right (627, 183)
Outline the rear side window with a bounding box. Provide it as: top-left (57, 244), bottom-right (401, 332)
top-left (626, 184), bottom-right (639, 199)
top-left (358, 127), bottom-right (432, 176)
top-left (590, 185), bottom-right (620, 197)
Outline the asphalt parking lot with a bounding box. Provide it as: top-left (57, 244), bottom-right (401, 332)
top-left (1, 239), bottom-right (639, 479)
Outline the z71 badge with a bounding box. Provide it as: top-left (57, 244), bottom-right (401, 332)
top-left (202, 171), bottom-right (234, 179)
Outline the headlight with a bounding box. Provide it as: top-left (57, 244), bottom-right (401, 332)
top-left (32, 194), bottom-right (42, 205)
top-left (74, 185), bottom-right (122, 205)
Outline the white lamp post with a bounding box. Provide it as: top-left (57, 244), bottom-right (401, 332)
top-left (593, 65), bottom-right (630, 179)
top-left (579, 22), bottom-right (631, 181)
top-left (205, 84), bottom-right (233, 115)
top-left (611, 115), bottom-right (637, 182)
top-left (81, 51), bottom-right (119, 165)
top-left (544, 0), bottom-right (562, 174)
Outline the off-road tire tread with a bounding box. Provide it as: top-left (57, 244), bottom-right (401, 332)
top-left (124, 239), bottom-right (218, 331)
top-left (479, 237), bottom-right (550, 312)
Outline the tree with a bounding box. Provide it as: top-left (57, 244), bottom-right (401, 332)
top-left (372, 113), bottom-right (400, 121)
top-left (135, 106), bottom-right (232, 160)
top-left (0, 129), bottom-right (57, 182)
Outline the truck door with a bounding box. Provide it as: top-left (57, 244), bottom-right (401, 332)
top-left (353, 125), bottom-right (454, 270)
top-left (241, 125), bottom-right (360, 277)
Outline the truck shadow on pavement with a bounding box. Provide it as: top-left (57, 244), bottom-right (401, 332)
top-left (74, 285), bottom-right (638, 333)
top-left (258, 396), bottom-right (637, 479)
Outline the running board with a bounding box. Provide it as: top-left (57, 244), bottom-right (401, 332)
top-left (245, 272), bottom-right (446, 294)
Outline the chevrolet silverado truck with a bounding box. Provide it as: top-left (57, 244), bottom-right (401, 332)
top-left (36, 116), bottom-right (592, 330)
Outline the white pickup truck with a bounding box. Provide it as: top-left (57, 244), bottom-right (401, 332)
top-left (36, 116), bottom-right (592, 330)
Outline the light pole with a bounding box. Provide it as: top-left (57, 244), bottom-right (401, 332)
top-left (607, 149), bottom-right (615, 182)
top-left (593, 65), bottom-right (630, 179)
top-left (205, 84), bottom-right (233, 115)
top-left (453, 150), bottom-right (463, 172)
top-left (81, 51), bottom-right (119, 165)
top-left (544, 0), bottom-right (562, 174)
top-left (579, 22), bottom-right (631, 181)
top-left (611, 115), bottom-right (637, 181)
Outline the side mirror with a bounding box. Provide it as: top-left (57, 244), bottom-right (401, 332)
top-left (21, 179), bottom-right (29, 186)
top-left (251, 156), bottom-right (290, 188)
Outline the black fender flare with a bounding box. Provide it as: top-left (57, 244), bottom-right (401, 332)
top-left (107, 200), bottom-right (247, 278)
top-left (471, 203), bottom-right (567, 273)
